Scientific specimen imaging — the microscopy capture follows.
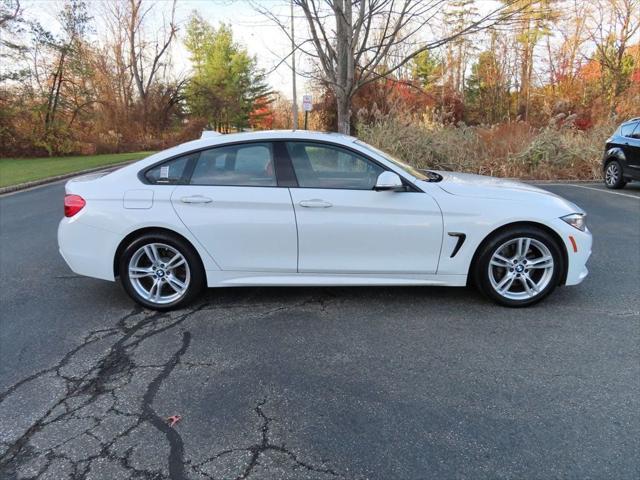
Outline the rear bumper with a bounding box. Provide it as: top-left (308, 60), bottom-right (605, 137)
top-left (58, 217), bottom-right (120, 281)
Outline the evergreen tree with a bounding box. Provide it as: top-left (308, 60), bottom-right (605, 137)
top-left (184, 14), bottom-right (271, 132)
top-left (465, 48), bottom-right (509, 124)
top-left (412, 50), bottom-right (441, 89)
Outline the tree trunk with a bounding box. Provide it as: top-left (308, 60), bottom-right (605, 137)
top-left (127, 0), bottom-right (149, 132)
top-left (45, 51), bottom-right (66, 131)
top-left (336, 89), bottom-right (350, 134)
top-left (333, 0), bottom-right (353, 135)
top-left (518, 13), bottom-right (532, 121)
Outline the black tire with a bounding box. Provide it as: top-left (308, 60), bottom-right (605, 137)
top-left (604, 159), bottom-right (627, 189)
top-left (472, 226), bottom-right (564, 307)
top-left (118, 232), bottom-right (205, 311)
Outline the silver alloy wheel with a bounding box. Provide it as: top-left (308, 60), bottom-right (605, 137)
top-left (605, 162), bottom-right (620, 186)
top-left (488, 237), bottom-right (554, 301)
top-left (128, 243), bottom-right (190, 305)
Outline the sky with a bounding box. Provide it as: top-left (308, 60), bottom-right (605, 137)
top-left (18, 0), bottom-right (507, 102)
top-left (20, 0), bottom-right (313, 100)
top-left (172, 0), bottom-right (502, 93)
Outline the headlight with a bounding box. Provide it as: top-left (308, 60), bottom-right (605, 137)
top-left (561, 213), bottom-right (586, 231)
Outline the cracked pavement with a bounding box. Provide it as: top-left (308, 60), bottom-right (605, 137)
top-left (1, 182), bottom-right (639, 479)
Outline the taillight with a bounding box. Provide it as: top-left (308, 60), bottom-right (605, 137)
top-left (64, 194), bottom-right (86, 217)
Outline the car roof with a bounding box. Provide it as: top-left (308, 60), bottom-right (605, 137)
top-left (132, 130), bottom-right (359, 169)
top-left (185, 129), bottom-right (356, 150)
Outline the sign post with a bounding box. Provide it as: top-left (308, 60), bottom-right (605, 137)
top-left (302, 94), bottom-right (312, 130)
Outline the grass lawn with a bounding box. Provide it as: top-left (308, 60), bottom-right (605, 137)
top-left (0, 151), bottom-right (154, 188)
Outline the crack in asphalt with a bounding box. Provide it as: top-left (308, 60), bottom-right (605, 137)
top-left (141, 331), bottom-right (191, 480)
top-left (190, 398), bottom-right (342, 480)
top-left (239, 398), bottom-right (340, 479)
top-left (0, 293), bottom-right (347, 480)
top-left (0, 304), bottom-right (202, 478)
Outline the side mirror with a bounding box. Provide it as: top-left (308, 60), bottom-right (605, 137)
top-left (374, 171), bottom-right (405, 191)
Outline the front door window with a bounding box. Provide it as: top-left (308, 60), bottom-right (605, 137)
top-left (286, 142), bottom-right (384, 190)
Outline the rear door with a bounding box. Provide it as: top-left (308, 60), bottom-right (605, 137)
top-left (166, 142), bottom-right (297, 272)
top-left (285, 141), bottom-right (443, 274)
top-left (627, 122), bottom-right (640, 177)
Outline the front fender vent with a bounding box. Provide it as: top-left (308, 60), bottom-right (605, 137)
top-left (448, 232), bottom-right (466, 258)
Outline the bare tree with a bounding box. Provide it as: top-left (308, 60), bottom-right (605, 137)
top-left (103, 0), bottom-right (135, 118)
top-left (0, 0), bottom-right (25, 80)
top-left (258, 0), bottom-right (527, 133)
top-left (32, 0), bottom-right (92, 135)
top-left (122, 0), bottom-right (178, 127)
top-left (544, 1), bottom-right (588, 88)
top-left (587, 0), bottom-right (640, 111)
top-left (0, 0), bottom-right (20, 27)
top-left (127, 0), bottom-right (177, 100)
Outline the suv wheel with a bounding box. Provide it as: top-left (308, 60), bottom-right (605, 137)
top-left (604, 160), bottom-right (627, 189)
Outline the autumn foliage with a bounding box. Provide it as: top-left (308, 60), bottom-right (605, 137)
top-left (0, 0), bottom-right (638, 184)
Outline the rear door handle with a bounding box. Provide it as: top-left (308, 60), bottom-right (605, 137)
top-left (180, 195), bottom-right (213, 204)
top-left (299, 199), bottom-right (332, 208)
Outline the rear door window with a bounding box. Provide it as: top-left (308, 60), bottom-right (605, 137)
top-left (620, 122), bottom-right (638, 138)
top-left (190, 143), bottom-right (276, 186)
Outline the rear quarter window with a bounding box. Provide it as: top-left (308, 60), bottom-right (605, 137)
top-left (145, 153), bottom-right (197, 184)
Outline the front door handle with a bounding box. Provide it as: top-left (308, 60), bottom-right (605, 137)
top-left (299, 199), bottom-right (332, 208)
top-left (180, 195), bottom-right (213, 204)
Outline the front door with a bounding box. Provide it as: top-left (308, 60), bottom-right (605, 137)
top-left (285, 141), bottom-right (443, 274)
top-left (169, 142), bottom-right (297, 272)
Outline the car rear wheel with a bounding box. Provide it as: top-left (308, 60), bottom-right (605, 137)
top-left (473, 227), bottom-right (563, 307)
top-left (119, 232), bottom-right (204, 310)
top-left (604, 160), bottom-right (627, 189)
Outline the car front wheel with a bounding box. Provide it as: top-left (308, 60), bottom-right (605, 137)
top-left (604, 160), bottom-right (627, 189)
top-left (119, 232), bottom-right (204, 310)
top-left (473, 227), bottom-right (563, 307)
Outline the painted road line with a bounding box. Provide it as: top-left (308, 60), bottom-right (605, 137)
top-left (539, 183), bottom-right (640, 200)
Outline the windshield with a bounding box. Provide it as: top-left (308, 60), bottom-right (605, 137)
top-left (354, 140), bottom-right (430, 181)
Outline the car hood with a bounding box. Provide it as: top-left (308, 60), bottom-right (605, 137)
top-left (418, 171), bottom-right (584, 213)
top-left (433, 171), bottom-right (554, 197)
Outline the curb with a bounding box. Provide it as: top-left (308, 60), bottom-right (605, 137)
top-left (0, 160), bottom-right (135, 195)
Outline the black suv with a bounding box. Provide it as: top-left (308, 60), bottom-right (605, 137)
top-left (603, 118), bottom-right (640, 189)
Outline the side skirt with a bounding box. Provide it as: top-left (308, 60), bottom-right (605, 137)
top-left (205, 271), bottom-right (468, 288)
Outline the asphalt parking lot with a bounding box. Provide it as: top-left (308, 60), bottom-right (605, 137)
top-left (0, 180), bottom-right (638, 479)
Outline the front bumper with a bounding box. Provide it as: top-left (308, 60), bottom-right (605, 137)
top-left (551, 218), bottom-right (592, 286)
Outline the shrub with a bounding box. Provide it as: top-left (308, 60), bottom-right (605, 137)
top-left (356, 109), bottom-right (614, 180)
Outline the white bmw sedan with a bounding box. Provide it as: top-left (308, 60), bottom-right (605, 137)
top-left (58, 130), bottom-right (591, 310)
